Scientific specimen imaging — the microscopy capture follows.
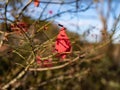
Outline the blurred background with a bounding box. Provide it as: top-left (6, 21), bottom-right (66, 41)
top-left (0, 0), bottom-right (120, 90)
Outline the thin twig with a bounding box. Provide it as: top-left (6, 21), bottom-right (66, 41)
top-left (38, 68), bottom-right (89, 87)
top-left (16, 0), bottom-right (33, 19)
top-left (29, 56), bottom-right (80, 71)
top-left (4, 0), bottom-right (9, 31)
top-left (40, 0), bottom-right (80, 4)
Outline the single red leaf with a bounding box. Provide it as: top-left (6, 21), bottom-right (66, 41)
top-left (44, 25), bottom-right (48, 30)
top-left (48, 10), bottom-right (53, 14)
top-left (34, 0), bottom-right (40, 7)
top-left (55, 27), bottom-right (71, 59)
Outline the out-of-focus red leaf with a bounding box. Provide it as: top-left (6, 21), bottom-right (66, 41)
top-left (48, 10), bottom-right (53, 14)
top-left (34, 0), bottom-right (40, 7)
top-left (42, 59), bottom-right (53, 67)
top-left (36, 56), bottom-right (53, 67)
top-left (10, 21), bottom-right (28, 34)
top-left (44, 25), bottom-right (48, 30)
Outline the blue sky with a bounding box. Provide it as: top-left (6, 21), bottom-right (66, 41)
top-left (0, 0), bottom-right (120, 42)
top-left (33, 0), bottom-right (120, 42)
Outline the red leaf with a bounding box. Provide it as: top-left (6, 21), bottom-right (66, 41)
top-left (48, 10), bottom-right (53, 14)
top-left (36, 56), bottom-right (53, 67)
top-left (55, 27), bottom-right (71, 59)
top-left (10, 21), bottom-right (28, 34)
top-left (44, 25), bottom-right (48, 30)
top-left (34, 0), bottom-right (40, 7)
top-left (36, 56), bottom-right (42, 65)
top-left (42, 59), bottom-right (53, 67)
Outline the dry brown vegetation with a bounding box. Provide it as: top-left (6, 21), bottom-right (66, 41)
top-left (0, 0), bottom-right (120, 90)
